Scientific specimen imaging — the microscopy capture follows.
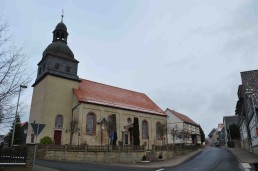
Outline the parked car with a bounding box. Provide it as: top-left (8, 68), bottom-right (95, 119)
top-left (215, 142), bottom-right (220, 147)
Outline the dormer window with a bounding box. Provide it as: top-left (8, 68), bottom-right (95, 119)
top-left (55, 63), bottom-right (60, 70)
top-left (66, 66), bottom-right (71, 73)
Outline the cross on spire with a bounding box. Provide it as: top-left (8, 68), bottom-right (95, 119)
top-left (61, 9), bottom-right (64, 22)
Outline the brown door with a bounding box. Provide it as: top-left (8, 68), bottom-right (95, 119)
top-left (54, 130), bottom-right (62, 145)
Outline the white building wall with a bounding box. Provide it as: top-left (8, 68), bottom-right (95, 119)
top-left (166, 109), bottom-right (200, 144)
top-left (249, 114), bottom-right (258, 147)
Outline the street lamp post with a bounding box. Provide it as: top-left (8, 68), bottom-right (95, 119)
top-left (11, 85), bottom-right (27, 148)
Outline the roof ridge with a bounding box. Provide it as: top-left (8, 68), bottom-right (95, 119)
top-left (167, 108), bottom-right (198, 125)
top-left (79, 78), bottom-right (145, 95)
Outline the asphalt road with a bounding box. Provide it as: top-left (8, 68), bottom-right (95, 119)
top-left (165, 147), bottom-right (246, 171)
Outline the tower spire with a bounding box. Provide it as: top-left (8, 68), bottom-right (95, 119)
top-left (61, 9), bottom-right (64, 23)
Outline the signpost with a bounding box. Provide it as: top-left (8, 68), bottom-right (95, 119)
top-left (31, 122), bottom-right (45, 171)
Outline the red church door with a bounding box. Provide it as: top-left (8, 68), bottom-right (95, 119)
top-left (54, 130), bottom-right (62, 145)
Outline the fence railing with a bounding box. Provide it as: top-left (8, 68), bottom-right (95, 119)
top-left (0, 147), bottom-right (27, 165)
top-left (37, 143), bottom-right (200, 153)
top-left (153, 144), bottom-right (200, 151)
top-left (37, 144), bottom-right (145, 152)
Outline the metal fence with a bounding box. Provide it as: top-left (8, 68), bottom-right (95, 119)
top-left (0, 147), bottom-right (27, 165)
top-left (37, 144), bottom-right (145, 152)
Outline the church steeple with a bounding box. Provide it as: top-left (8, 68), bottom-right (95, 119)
top-left (33, 15), bottom-right (79, 87)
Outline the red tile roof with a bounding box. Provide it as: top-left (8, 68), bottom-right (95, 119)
top-left (74, 79), bottom-right (166, 116)
top-left (166, 108), bottom-right (198, 126)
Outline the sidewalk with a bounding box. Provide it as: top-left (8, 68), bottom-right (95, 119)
top-left (124, 149), bottom-right (203, 168)
top-left (226, 147), bottom-right (258, 164)
top-left (34, 149), bottom-right (203, 170)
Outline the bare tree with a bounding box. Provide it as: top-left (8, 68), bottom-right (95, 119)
top-left (0, 16), bottom-right (30, 125)
top-left (69, 120), bottom-right (79, 145)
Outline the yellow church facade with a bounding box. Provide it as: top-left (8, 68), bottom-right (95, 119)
top-left (26, 18), bottom-right (167, 148)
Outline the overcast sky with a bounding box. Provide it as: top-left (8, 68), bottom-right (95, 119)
top-left (1, 0), bottom-right (258, 136)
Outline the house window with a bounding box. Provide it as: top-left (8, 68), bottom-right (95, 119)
top-left (156, 122), bottom-right (162, 140)
top-left (86, 112), bottom-right (96, 135)
top-left (55, 63), bottom-right (60, 70)
top-left (142, 120), bottom-right (148, 139)
top-left (66, 66), bottom-right (71, 72)
top-left (55, 115), bottom-right (63, 128)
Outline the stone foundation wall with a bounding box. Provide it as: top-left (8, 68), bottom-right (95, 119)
top-left (45, 150), bottom-right (146, 163)
top-left (44, 148), bottom-right (197, 163)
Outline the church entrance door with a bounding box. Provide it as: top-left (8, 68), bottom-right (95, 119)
top-left (54, 130), bottom-right (62, 145)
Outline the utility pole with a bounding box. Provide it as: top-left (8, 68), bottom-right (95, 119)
top-left (11, 85), bottom-right (27, 148)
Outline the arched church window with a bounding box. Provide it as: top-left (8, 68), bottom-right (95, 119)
top-left (127, 117), bottom-right (132, 124)
top-left (55, 115), bottom-right (63, 128)
top-left (142, 120), bottom-right (148, 139)
top-left (156, 122), bottom-right (162, 140)
top-left (86, 112), bottom-right (96, 135)
top-left (56, 32), bottom-right (60, 39)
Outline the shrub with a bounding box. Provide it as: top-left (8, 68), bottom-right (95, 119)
top-left (40, 136), bottom-right (52, 145)
top-left (142, 155), bottom-right (147, 161)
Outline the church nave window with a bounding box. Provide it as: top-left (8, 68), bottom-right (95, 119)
top-left (55, 114), bottom-right (63, 128)
top-left (156, 122), bottom-right (162, 140)
top-left (142, 120), bottom-right (149, 139)
top-left (86, 112), bottom-right (96, 135)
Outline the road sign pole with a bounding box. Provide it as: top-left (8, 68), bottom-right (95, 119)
top-left (33, 123), bottom-right (40, 171)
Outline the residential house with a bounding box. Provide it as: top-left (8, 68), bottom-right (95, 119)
top-left (235, 70), bottom-right (258, 154)
top-left (217, 123), bottom-right (225, 146)
top-left (0, 135), bottom-right (4, 144)
top-left (223, 115), bottom-right (239, 147)
top-left (165, 108), bottom-right (201, 145)
top-left (20, 122), bottom-right (28, 144)
top-left (208, 128), bottom-right (218, 146)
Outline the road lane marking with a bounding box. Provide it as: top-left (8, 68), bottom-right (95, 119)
top-left (242, 163), bottom-right (251, 169)
top-left (155, 168), bottom-right (164, 171)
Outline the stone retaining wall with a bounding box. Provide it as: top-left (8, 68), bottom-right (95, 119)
top-left (45, 150), bottom-right (146, 163)
top-left (44, 148), bottom-right (196, 163)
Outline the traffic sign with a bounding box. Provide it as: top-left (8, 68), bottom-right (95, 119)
top-left (31, 123), bottom-right (45, 136)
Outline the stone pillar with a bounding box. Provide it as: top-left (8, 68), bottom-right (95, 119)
top-left (26, 143), bottom-right (36, 171)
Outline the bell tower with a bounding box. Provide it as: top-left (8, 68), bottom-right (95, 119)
top-left (27, 14), bottom-right (80, 145)
top-left (33, 13), bottom-right (79, 87)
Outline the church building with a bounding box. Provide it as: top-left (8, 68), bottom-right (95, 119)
top-left (26, 17), bottom-right (167, 147)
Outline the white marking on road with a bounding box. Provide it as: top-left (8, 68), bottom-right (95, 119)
top-left (155, 168), bottom-right (164, 171)
top-left (242, 163), bottom-right (251, 169)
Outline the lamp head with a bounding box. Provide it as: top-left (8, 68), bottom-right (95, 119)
top-left (20, 85), bottom-right (27, 89)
